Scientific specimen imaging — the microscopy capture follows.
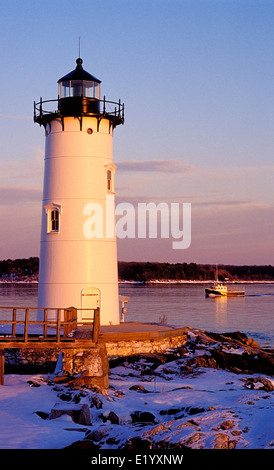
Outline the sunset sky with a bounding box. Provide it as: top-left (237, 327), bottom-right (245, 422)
top-left (0, 0), bottom-right (273, 265)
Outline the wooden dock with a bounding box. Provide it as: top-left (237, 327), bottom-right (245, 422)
top-left (0, 306), bottom-right (100, 385)
top-left (0, 306), bottom-right (188, 386)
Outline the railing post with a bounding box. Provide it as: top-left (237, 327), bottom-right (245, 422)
top-left (57, 309), bottom-right (61, 342)
top-left (103, 95), bottom-right (106, 114)
top-left (92, 308), bottom-right (100, 343)
top-left (43, 309), bottom-right (48, 339)
top-left (73, 308), bottom-right (77, 331)
top-left (64, 308), bottom-right (69, 338)
top-left (12, 308), bottom-right (16, 337)
top-left (24, 308), bottom-right (30, 343)
top-left (64, 307), bottom-right (77, 337)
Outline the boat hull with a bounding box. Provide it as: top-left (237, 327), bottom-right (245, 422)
top-left (205, 288), bottom-right (245, 298)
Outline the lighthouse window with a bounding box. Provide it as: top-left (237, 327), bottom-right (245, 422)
top-left (83, 81), bottom-right (94, 98)
top-left (105, 164), bottom-right (116, 193)
top-left (71, 80), bottom-right (83, 97)
top-left (51, 210), bottom-right (59, 232)
top-left (94, 82), bottom-right (100, 99)
top-left (107, 170), bottom-right (112, 192)
top-left (61, 81), bottom-right (70, 98)
top-left (60, 80), bottom-right (100, 100)
top-left (44, 203), bottom-right (62, 234)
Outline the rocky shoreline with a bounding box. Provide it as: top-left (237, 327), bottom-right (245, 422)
top-left (40, 327), bottom-right (274, 450)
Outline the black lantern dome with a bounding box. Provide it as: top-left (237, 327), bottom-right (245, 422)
top-left (34, 58), bottom-right (124, 128)
top-left (58, 58), bottom-right (101, 83)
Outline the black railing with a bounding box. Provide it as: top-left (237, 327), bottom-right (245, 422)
top-left (33, 96), bottom-right (124, 125)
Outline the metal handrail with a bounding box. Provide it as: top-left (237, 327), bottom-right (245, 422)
top-left (33, 96), bottom-right (124, 122)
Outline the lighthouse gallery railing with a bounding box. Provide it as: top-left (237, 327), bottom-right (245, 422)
top-left (33, 97), bottom-right (124, 123)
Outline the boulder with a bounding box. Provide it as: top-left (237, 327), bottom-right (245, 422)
top-left (220, 419), bottom-right (234, 430)
top-left (244, 376), bottom-right (274, 391)
top-left (85, 428), bottom-right (108, 442)
top-left (107, 411), bottom-right (120, 425)
top-left (90, 395), bottom-right (103, 409)
top-left (129, 384), bottom-right (150, 393)
top-left (122, 437), bottom-right (152, 450)
top-left (49, 403), bottom-right (91, 425)
top-left (35, 411), bottom-right (49, 420)
top-left (64, 439), bottom-right (99, 449)
top-left (212, 432), bottom-right (238, 449)
top-left (221, 331), bottom-right (260, 349)
top-left (185, 432), bottom-right (201, 446)
top-left (57, 392), bottom-right (73, 401)
top-left (27, 380), bottom-right (40, 387)
top-left (213, 433), bottom-right (229, 449)
top-left (131, 411), bottom-right (156, 423)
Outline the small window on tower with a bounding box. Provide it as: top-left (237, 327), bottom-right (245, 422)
top-left (44, 203), bottom-right (62, 234)
top-left (105, 163), bottom-right (117, 194)
top-left (51, 210), bottom-right (59, 232)
top-left (107, 169), bottom-right (112, 192)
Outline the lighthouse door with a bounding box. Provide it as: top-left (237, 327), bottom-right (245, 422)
top-left (81, 287), bottom-right (100, 322)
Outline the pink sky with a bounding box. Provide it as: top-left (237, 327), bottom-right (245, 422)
top-left (0, 1), bottom-right (273, 265)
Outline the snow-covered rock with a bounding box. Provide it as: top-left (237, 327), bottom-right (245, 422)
top-left (0, 328), bottom-right (273, 450)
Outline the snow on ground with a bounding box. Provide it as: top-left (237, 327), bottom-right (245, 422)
top-left (0, 368), bottom-right (273, 449)
top-left (0, 330), bottom-right (273, 450)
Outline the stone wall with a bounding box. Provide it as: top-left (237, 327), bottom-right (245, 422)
top-left (3, 332), bottom-right (187, 385)
top-left (105, 334), bottom-right (187, 358)
top-left (4, 348), bottom-right (59, 373)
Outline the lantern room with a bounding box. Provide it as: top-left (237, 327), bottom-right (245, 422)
top-left (57, 57), bottom-right (101, 115)
top-left (34, 58), bottom-right (124, 128)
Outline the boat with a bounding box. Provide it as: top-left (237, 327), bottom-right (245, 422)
top-left (205, 265), bottom-right (245, 298)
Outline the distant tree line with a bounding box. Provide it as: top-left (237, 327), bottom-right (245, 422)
top-left (118, 262), bottom-right (274, 282)
top-left (1, 258), bottom-right (274, 282)
top-left (0, 257), bottom-right (39, 280)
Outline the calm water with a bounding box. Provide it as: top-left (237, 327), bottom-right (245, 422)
top-left (0, 283), bottom-right (274, 349)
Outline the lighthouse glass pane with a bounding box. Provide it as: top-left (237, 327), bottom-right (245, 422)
top-left (71, 80), bottom-right (83, 97)
top-left (94, 82), bottom-right (100, 99)
top-left (83, 81), bottom-right (94, 98)
top-left (61, 81), bottom-right (70, 98)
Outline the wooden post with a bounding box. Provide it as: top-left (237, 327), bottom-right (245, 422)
top-left (64, 308), bottom-right (69, 338)
top-left (24, 308), bottom-right (30, 343)
top-left (0, 349), bottom-right (4, 386)
top-left (64, 307), bottom-right (77, 337)
top-left (12, 308), bottom-right (16, 337)
top-left (57, 309), bottom-right (61, 342)
top-left (72, 308), bottom-right (77, 331)
top-left (92, 308), bottom-right (100, 343)
top-left (44, 309), bottom-right (48, 339)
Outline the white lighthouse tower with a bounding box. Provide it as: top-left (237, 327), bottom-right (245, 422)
top-left (34, 58), bottom-right (124, 326)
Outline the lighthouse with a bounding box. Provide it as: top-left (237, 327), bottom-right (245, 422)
top-left (34, 58), bottom-right (124, 326)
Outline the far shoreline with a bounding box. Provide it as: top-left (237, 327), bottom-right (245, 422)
top-left (1, 279), bottom-right (274, 285)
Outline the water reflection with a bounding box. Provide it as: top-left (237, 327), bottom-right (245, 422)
top-left (212, 295), bottom-right (246, 329)
top-left (213, 296), bottom-right (228, 328)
